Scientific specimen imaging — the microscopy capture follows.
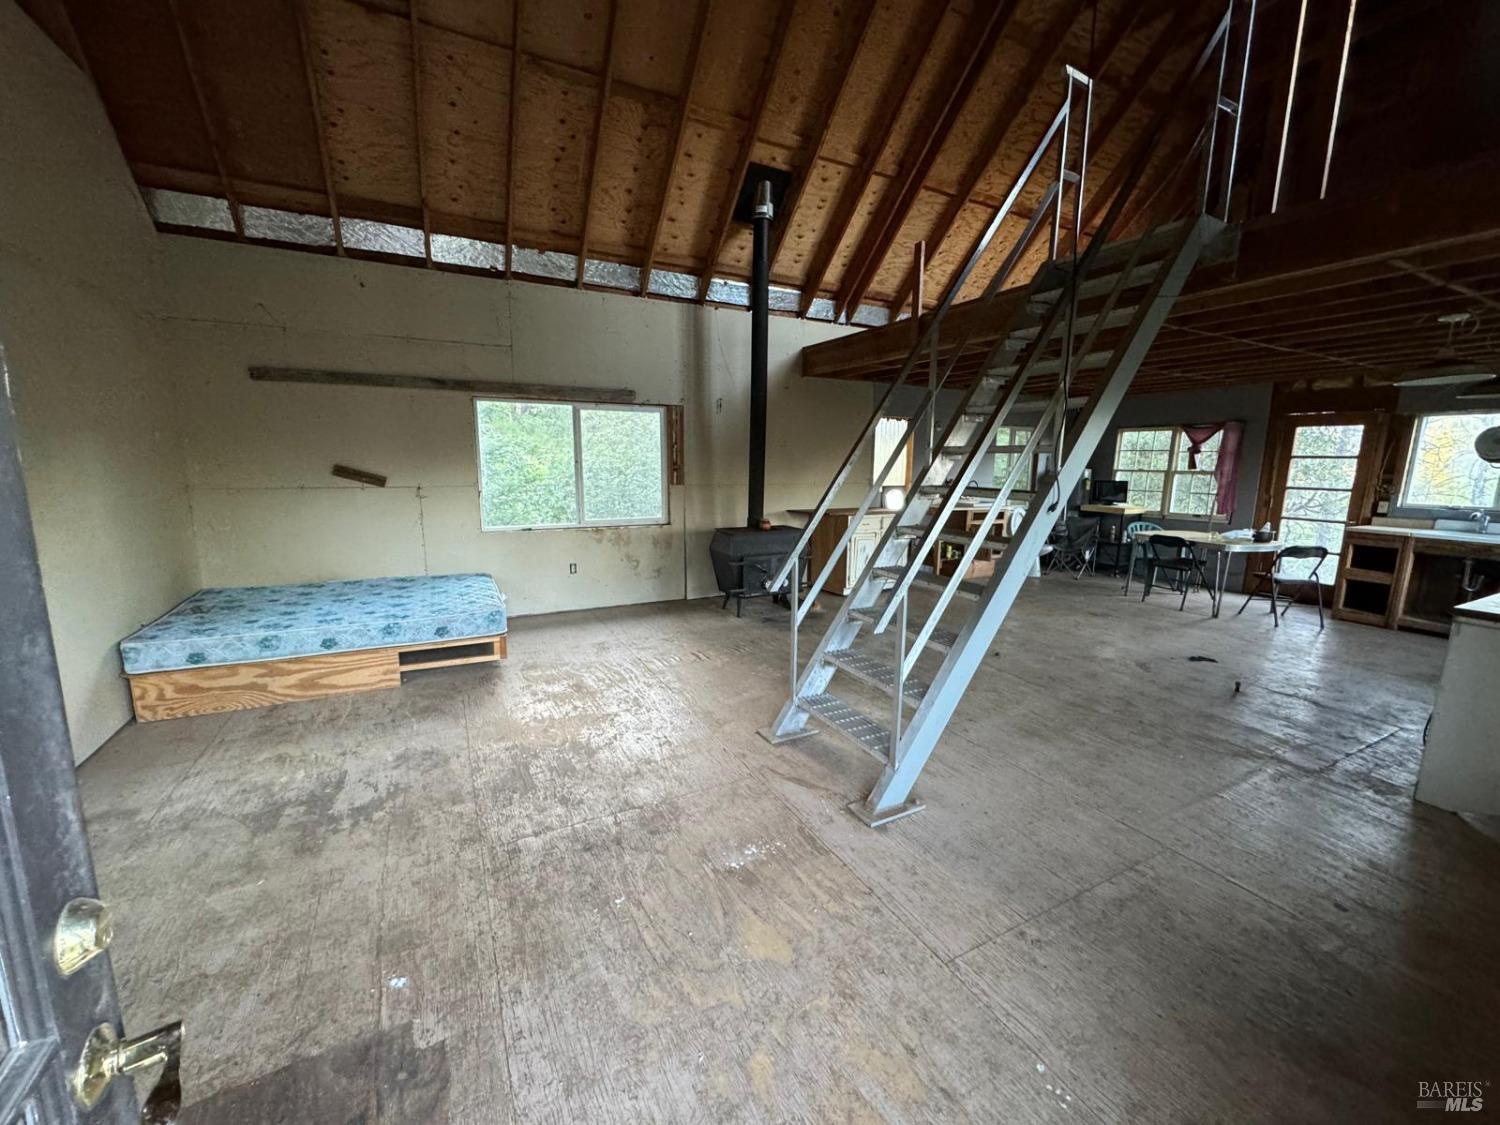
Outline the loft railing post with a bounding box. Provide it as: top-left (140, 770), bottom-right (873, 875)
top-left (1073, 68), bottom-right (1094, 251)
top-left (788, 552), bottom-right (800, 695)
top-left (1051, 86), bottom-right (1071, 258)
top-left (1217, 0), bottom-right (1256, 219)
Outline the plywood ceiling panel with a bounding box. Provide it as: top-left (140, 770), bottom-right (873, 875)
top-left (420, 22), bottom-right (508, 223)
top-left (177, 0), bottom-right (327, 196)
top-left (511, 61), bottom-right (595, 244)
top-left (306, 0), bottom-right (423, 210)
top-left (65, 0), bottom-right (218, 175)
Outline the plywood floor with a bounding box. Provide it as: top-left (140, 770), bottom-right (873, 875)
top-left (79, 577), bottom-right (1500, 1123)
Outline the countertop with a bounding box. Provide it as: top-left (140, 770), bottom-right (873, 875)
top-left (1347, 525), bottom-right (1500, 547)
top-left (1453, 592), bottom-right (1500, 624)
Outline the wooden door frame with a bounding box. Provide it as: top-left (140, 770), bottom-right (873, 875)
top-left (1248, 406), bottom-right (1394, 595)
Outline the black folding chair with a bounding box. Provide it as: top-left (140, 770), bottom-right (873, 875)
top-left (1140, 534), bottom-right (1217, 612)
top-left (1048, 517), bottom-right (1099, 580)
top-left (1236, 545), bottom-right (1329, 629)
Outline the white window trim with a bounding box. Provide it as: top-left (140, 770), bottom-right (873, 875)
top-left (1397, 410), bottom-right (1500, 513)
top-left (1112, 426), bottom-right (1225, 521)
top-left (474, 397), bottom-right (670, 532)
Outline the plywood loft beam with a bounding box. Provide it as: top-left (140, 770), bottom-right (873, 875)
top-left (640, 0), bottom-right (713, 296)
top-left (834, 0), bottom-right (1022, 321)
top-left (504, 0), bottom-right (523, 277)
top-left (768, 0), bottom-right (878, 274)
top-left (696, 0), bottom-right (798, 301)
top-left (162, 0), bottom-right (243, 238)
top-left (795, 0), bottom-right (949, 317)
top-left (886, 0), bottom-right (1091, 318)
top-left (293, 0), bottom-right (345, 253)
top-left (576, 0), bottom-right (621, 286)
top-left (409, 0), bottom-right (433, 265)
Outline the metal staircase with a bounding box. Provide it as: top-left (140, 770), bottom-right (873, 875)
top-left (760, 1), bottom-right (1256, 826)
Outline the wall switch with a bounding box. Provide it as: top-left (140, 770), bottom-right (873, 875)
top-left (569, 563), bottom-right (577, 574)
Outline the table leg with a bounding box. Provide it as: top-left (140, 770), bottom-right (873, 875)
top-left (1213, 550), bottom-right (1226, 619)
top-left (1123, 538), bottom-right (1137, 597)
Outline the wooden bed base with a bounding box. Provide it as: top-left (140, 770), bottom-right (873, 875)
top-left (126, 634), bottom-right (507, 722)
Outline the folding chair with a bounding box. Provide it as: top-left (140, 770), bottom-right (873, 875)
top-left (1236, 545), bottom-right (1329, 629)
top-left (1048, 517), bottom-right (1099, 580)
top-left (1141, 534), bottom-right (1217, 612)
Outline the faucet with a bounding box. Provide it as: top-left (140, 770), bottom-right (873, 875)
top-left (1469, 510), bottom-right (1492, 534)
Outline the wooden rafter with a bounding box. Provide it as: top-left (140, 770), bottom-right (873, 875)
top-left (639, 0), bottom-right (712, 295)
top-left (504, 0), bottom-right (523, 277)
top-left (695, 0), bottom-right (797, 301)
top-left (161, 0), bottom-right (243, 237)
top-left (833, 0), bottom-right (1022, 321)
top-left (292, 0), bottom-right (344, 253)
top-left (408, 0), bottom-right (433, 265)
top-left (576, 0), bottom-right (621, 286)
top-left (797, 0), bottom-right (951, 317)
top-left (767, 0), bottom-right (878, 274)
top-left (885, 0), bottom-right (1089, 317)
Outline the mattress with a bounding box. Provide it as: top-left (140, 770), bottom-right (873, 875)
top-left (120, 573), bottom-right (507, 675)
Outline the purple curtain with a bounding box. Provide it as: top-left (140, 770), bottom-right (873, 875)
top-left (1180, 421), bottom-right (1244, 518)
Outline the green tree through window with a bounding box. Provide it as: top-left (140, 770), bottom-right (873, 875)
top-left (477, 399), bottom-right (666, 530)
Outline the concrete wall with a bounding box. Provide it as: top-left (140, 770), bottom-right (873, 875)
top-left (156, 237), bottom-right (867, 614)
top-left (0, 6), bottom-right (198, 761)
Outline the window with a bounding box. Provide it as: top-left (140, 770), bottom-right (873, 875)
top-left (1400, 411), bottom-right (1500, 510)
top-left (1113, 427), bottom-right (1224, 517)
top-left (475, 399), bottom-right (667, 530)
top-left (873, 417), bottom-right (911, 487)
top-left (992, 426), bottom-right (1033, 490)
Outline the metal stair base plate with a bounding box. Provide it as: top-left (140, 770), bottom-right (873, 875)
top-left (757, 724), bottom-right (819, 745)
top-left (847, 797), bottom-right (926, 828)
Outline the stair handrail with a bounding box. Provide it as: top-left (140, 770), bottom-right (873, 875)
top-left (764, 68), bottom-right (1094, 598)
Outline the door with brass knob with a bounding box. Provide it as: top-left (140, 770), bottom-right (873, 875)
top-left (0, 351), bottom-right (181, 1123)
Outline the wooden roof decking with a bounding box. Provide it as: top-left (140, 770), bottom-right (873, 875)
top-left (21, 0), bottom-right (1243, 313)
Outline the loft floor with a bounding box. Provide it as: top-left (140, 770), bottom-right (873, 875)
top-left (79, 577), bottom-right (1500, 1123)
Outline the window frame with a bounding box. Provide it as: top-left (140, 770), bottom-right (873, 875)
top-left (993, 425), bottom-right (1035, 492)
top-left (473, 397), bottom-right (670, 532)
top-left (1112, 426), bottom-right (1225, 520)
top-left (1397, 410), bottom-right (1500, 513)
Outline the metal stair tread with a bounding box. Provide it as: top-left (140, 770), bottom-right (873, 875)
top-left (825, 649), bottom-right (929, 705)
top-left (798, 693), bottom-right (891, 760)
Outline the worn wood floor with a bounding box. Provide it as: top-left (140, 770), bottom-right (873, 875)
top-left (80, 576), bottom-right (1500, 1123)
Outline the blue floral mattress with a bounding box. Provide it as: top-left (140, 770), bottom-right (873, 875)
top-left (120, 573), bottom-right (507, 675)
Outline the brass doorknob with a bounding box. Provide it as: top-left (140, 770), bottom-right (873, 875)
top-left (53, 897), bottom-right (114, 977)
top-left (72, 1020), bottom-right (183, 1122)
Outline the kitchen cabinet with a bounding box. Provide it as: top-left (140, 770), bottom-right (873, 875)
top-left (1332, 526), bottom-right (1500, 635)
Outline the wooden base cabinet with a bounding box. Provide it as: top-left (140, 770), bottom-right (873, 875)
top-left (1333, 527), bottom-right (1500, 635)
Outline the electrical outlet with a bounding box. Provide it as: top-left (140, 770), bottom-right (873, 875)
top-left (569, 562), bottom-right (577, 574)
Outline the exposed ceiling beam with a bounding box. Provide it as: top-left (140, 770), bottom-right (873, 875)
top-left (292, 0), bottom-right (344, 254)
top-left (833, 0), bottom-right (1022, 321)
top-left (696, 0), bottom-right (797, 301)
top-left (797, 0), bottom-right (950, 317)
top-left (885, 0), bottom-right (1093, 317)
top-left (161, 0), bottom-right (243, 237)
top-left (576, 0), bottom-right (621, 286)
top-left (504, 0), bottom-right (523, 277)
top-left (768, 0), bottom-right (878, 274)
top-left (640, 0), bottom-right (713, 296)
top-left (409, 0), bottom-right (433, 265)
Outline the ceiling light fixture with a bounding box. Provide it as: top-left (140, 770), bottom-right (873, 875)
top-left (1393, 311), bottom-right (1497, 387)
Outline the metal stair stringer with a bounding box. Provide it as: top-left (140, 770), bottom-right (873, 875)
top-left (854, 212), bottom-right (1223, 825)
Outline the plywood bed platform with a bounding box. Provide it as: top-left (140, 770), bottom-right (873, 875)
top-left (119, 574), bottom-right (507, 721)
